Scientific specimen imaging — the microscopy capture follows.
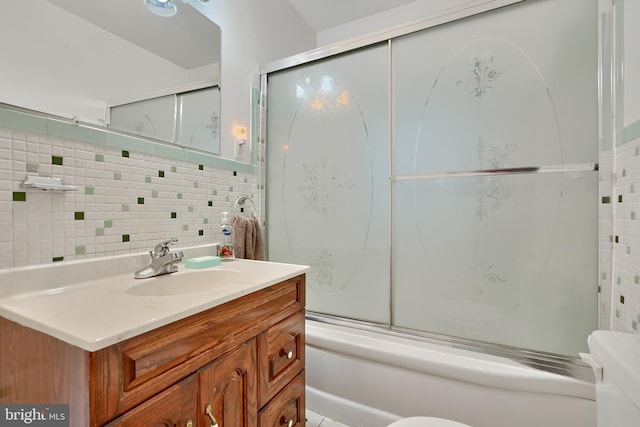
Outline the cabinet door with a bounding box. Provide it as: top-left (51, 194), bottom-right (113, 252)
top-left (105, 374), bottom-right (197, 427)
top-left (200, 339), bottom-right (258, 427)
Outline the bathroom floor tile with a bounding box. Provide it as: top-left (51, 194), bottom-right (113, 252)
top-left (306, 409), bottom-right (351, 427)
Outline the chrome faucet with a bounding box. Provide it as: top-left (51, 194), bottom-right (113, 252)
top-left (134, 238), bottom-right (184, 279)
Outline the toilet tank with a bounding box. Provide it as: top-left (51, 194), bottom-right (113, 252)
top-left (586, 331), bottom-right (640, 427)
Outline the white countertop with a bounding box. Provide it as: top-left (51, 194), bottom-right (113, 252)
top-left (0, 247), bottom-right (308, 352)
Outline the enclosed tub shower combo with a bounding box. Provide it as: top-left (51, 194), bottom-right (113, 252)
top-left (264, 0), bottom-right (600, 426)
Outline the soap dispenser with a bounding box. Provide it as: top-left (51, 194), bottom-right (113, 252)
top-left (218, 212), bottom-right (235, 261)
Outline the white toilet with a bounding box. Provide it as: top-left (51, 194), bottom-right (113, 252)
top-left (388, 418), bottom-right (470, 427)
top-left (583, 330), bottom-right (640, 427)
top-left (389, 330), bottom-right (640, 427)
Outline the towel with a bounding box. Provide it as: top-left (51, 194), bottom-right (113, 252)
top-left (232, 215), bottom-right (264, 260)
top-left (250, 216), bottom-right (265, 261)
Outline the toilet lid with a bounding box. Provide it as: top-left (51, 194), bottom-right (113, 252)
top-left (388, 417), bottom-right (471, 427)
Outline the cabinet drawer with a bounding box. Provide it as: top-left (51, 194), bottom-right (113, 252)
top-left (104, 374), bottom-right (197, 427)
top-left (258, 311), bottom-right (305, 406)
top-left (258, 371), bottom-right (305, 427)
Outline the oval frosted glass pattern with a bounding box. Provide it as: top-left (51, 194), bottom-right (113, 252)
top-left (266, 44), bottom-right (390, 323)
top-left (415, 37), bottom-right (562, 173)
top-left (282, 96), bottom-right (372, 289)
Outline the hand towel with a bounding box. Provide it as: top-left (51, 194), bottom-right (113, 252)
top-left (232, 215), bottom-right (264, 260)
top-left (250, 216), bottom-right (265, 261)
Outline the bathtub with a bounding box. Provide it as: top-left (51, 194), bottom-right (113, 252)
top-left (305, 319), bottom-right (596, 427)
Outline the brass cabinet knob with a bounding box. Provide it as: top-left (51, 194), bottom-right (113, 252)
top-left (205, 403), bottom-right (219, 427)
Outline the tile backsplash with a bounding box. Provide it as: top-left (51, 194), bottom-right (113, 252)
top-left (0, 126), bottom-right (262, 269)
top-left (606, 136), bottom-right (640, 333)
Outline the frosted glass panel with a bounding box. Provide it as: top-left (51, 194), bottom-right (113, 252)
top-left (392, 171), bottom-right (598, 355)
top-left (109, 95), bottom-right (176, 141)
top-left (623, 0), bottom-right (640, 127)
top-left (266, 44), bottom-right (390, 323)
top-left (393, 0), bottom-right (597, 175)
top-left (177, 86), bottom-right (221, 154)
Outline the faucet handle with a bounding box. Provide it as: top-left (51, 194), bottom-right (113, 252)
top-left (151, 238), bottom-right (178, 258)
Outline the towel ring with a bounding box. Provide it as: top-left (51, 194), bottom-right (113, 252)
top-left (234, 194), bottom-right (256, 217)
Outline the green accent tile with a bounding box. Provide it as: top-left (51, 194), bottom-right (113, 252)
top-left (633, 321), bottom-right (638, 331)
top-left (96, 228), bottom-right (104, 236)
top-left (177, 193), bottom-right (183, 199)
top-left (620, 295), bottom-right (625, 304)
top-left (628, 246), bottom-right (632, 255)
top-left (122, 150), bottom-right (130, 158)
top-left (244, 177), bottom-right (248, 183)
top-left (632, 184), bottom-right (636, 193)
top-left (145, 176), bottom-right (152, 183)
top-left (635, 275), bottom-right (640, 285)
top-left (171, 212), bottom-right (177, 219)
top-left (602, 196), bottom-right (611, 204)
top-left (85, 187), bottom-right (94, 195)
top-left (617, 277), bottom-right (622, 285)
top-left (601, 272), bottom-right (607, 280)
top-left (616, 309), bottom-right (620, 318)
top-left (615, 235), bottom-right (619, 243)
top-left (52, 256), bottom-right (64, 263)
top-left (233, 171), bottom-right (237, 176)
top-left (171, 166), bottom-right (177, 173)
top-left (188, 206), bottom-right (194, 213)
top-left (199, 164), bottom-right (204, 171)
top-left (122, 234), bottom-right (130, 243)
top-left (198, 229), bottom-right (204, 236)
top-left (12, 192), bottom-right (26, 202)
top-left (114, 172), bottom-right (121, 180)
top-left (75, 246), bottom-right (86, 255)
top-left (213, 190), bottom-right (217, 196)
top-left (208, 201), bottom-right (213, 207)
top-left (104, 220), bottom-right (113, 228)
top-left (137, 197), bottom-right (144, 205)
top-left (619, 195), bottom-right (623, 203)
top-left (203, 218), bottom-right (209, 224)
top-left (74, 211), bottom-right (85, 220)
top-left (26, 163), bottom-right (39, 173)
top-left (0, 107), bottom-right (48, 134)
top-left (598, 285), bottom-right (601, 293)
top-left (153, 143), bottom-right (189, 161)
top-left (95, 154), bottom-right (104, 162)
top-left (152, 190), bottom-right (158, 198)
top-left (47, 120), bottom-right (108, 145)
top-left (622, 169), bottom-right (627, 177)
top-left (52, 155), bottom-right (63, 165)
top-left (183, 225), bottom-right (189, 231)
top-left (632, 212), bottom-right (636, 220)
top-left (229, 186), bottom-right (233, 192)
top-left (194, 181), bottom-right (199, 188)
top-left (159, 170), bottom-right (165, 178)
top-left (122, 204), bottom-right (129, 212)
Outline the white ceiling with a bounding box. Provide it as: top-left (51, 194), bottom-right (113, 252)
top-left (43, 0), bottom-right (417, 70)
top-left (45, 0), bottom-right (220, 70)
top-left (287, 0), bottom-right (420, 33)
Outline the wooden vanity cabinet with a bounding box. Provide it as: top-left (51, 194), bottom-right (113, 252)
top-left (0, 274), bottom-right (306, 427)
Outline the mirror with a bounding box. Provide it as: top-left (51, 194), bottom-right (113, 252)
top-left (1, 0), bottom-right (221, 154)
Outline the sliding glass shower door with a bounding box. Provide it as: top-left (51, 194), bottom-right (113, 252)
top-left (266, 44), bottom-right (391, 324)
top-left (266, 0), bottom-right (598, 357)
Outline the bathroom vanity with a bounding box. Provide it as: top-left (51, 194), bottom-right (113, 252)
top-left (0, 253), bottom-right (308, 427)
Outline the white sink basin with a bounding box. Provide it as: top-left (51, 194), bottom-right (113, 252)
top-left (127, 268), bottom-right (252, 296)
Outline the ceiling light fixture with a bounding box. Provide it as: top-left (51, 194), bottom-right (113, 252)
top-left (144, 0), bottom-right (177, 18)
